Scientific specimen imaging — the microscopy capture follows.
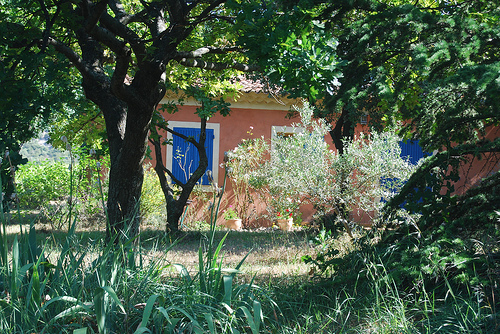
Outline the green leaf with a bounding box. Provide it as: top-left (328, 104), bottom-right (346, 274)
top-left (73, 328), bottom-right (88, 334)
top-left (100, 286), bottom-right (126, 314)
top-left (135, 294), bottom-right (165, 332)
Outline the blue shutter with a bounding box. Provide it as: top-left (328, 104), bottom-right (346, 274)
top-left (399, 140), bottom-right (428, 165)
top-left (381, 140), bottom-right (429, 204)
top-left (172, 127), bottom-right (214, 185)
top-left (397, 140), bottom-right (431, 205)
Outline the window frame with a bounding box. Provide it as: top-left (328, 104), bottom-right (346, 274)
top-left (271, 125), bottom-right (305, 152)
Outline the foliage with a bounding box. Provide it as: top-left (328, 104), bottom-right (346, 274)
top-left (13, 145), bottom-right (109, 228)
top-left (304, 209), bottom-right (499, 311)
top-left (293, 214), bottom-right (499, 332)
top-left (230, 104), bottom-right (414, 226)
top-left (222, 205), bottom-right (239, 220)
top-left (257, 105), bottom-right (333, 219)
top-left (0, 2), bottom-right (87, 200)
top-left (335, 131), bottom-right (415, 221)
top-left (224, 128), bottom-right (268, 224)
top-left (235, 0), bottom-right (500, 231)
top-left (16, 160), bottom-right (70, 209)
top-left (20, 136), bottom-right (70, 163)
top-left (0, 173), bottom-right (277, 333)
top-left (140, 165), bottom-right (166, 223)
top-left (1, 150), bottom-right (26, 212)
top-left (231, 0), bottom-right (342, 103)
top-left (275, 209), bottom-right (293, 221)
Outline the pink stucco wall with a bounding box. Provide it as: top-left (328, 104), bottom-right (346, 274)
top-left (453, 125), bottom-right (500, 195)
top-left (146, 102), bottom-right (372, 227)
top-left (147, 101), bottom-right (499, 228)
top-left (152, 104), bottom-right (302, 184)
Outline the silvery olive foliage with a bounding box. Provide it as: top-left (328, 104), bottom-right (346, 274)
top-left (225, 131), bottom-right (268, 224)
top-left (260, 105), bottom-right (333, 217)
top-left (230, 104), bottom-right (416, 222)
top-left (333, 131), bottom-right (416, 219)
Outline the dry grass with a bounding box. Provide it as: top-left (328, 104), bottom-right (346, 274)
top-left (163, 229), bottom-right (317, 282)
top-left (2, 220), bottom-right (323, 285)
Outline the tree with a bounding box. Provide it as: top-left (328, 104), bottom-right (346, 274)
top-left (235, 0), bottom-right (500, 225)
top-left (0, 4), bottom-right (80, 209)
top-left (2, 0), bottom-right (258, 239)
top-left (149, 87), bottom-right (232, 233)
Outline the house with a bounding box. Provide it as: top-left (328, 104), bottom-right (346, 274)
top-left (147, 82), bottom-right (500, 228)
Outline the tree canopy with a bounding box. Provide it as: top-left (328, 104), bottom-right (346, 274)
top-left (1, 0), bottom-right (258, 239)
top-left (235, 0), bottom-right (500, 225)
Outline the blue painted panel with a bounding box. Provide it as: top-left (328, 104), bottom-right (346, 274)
top-left (382, 140), bottom-right (429, 205)
top-left (399, 140), bottom-right (428, 165)
top-left (172, 127), bottom-right (214, 185)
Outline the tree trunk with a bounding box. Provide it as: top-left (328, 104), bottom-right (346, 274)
top-left (328, 106), bottom-right (354, 155)
top-left (82, 68), bottom-right (161, 242)
top-left (328, 106), bottom-right (355, 237)
top-left (151, 118), bottom-right (209, 233)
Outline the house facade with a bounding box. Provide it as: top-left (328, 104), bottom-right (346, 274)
top-left (147, 84), bottom-right (500, 228)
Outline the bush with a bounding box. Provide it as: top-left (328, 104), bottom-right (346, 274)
top-left (14, 149), bottom-right (109, 228)
top-left (16, 159), bottom-right (70, 209)
top-left (227, 103), bottom-right (415, 227)
top-left (72, 150), bottom-right (109, 227)
top-left (225, 130), bottom-right (268, 225)
top-left (140, 165), bottom-right (167, 223)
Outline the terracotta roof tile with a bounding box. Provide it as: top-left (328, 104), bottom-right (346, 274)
top-left (235, 75), bottom-right (282, 95)
top-left (237, 77), bottom-right (266, 93)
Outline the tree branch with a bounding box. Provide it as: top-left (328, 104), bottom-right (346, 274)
top-left (165, 126), bottom-right (199, 147)
top-left (91, 25), bottom-right (130, 56)
top-left (111, 52), bottom-right (132, 100)
top-left (100, 13), bottom-right (147, 63)
top-left (46, 37), bottom-right (91, 77)
top-left (150, 137), bottom-right (182, 192)
top-left (192, 0), bottom-right (225, 25)
top-left (109, 0), bottom-right (148, 24)
top-left (153, 140), bottom-right (183, 185)
top-left (190, 14), bottom-right (235, 26)
top-left (37, 0), bottom-right (60, 51)
top-left (84, 0), bottom-right (109, 33)
top-left (178, 58), bottom-right (260, 72)
top-left (387, 138), bottom-right (500, 211)
top-left (109, 0), bottom-right (127, 20)
top-left (175, 46), bottom-right (242, 59)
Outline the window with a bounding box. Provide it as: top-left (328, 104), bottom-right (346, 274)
top-left (381, 139), bottom-right (430, 204)
top-left (166, 121), bottom-right (220, 185)
top-left (271, 125), bottom-right (303, 151)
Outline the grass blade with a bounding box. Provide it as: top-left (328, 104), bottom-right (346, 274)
top-left (223, 275), bottom-right (233, 306)
top-left (136, 294), bottom-right (165, 332)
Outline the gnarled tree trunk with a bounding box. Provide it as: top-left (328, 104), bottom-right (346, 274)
top-left (151, 118), bottom-right (209, 233)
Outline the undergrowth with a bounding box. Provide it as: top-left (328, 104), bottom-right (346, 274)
top-left (0, 170), bottom-right (278, 333)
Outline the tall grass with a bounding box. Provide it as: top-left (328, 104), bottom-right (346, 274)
top-left (2, 162), bottom-right (498, 333)
top-left (0, 167), bottom-right (278, 333)
top-left (274, 237), bottom-right (499, 333)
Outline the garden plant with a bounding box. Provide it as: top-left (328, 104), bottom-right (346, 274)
top-left (0, 0), bottom-right (499, 332)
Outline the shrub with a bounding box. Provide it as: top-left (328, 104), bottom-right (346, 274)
top-left (16, 159), bottom-right (70, 209)
top-left (140, 165), bottom-right (166, 223)
top-left (228, 103), bottom-right (415, 227)
top-left (225, 131), bottom-right (268, 225)
top-left (72, 149), bottom-right (110, 226)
